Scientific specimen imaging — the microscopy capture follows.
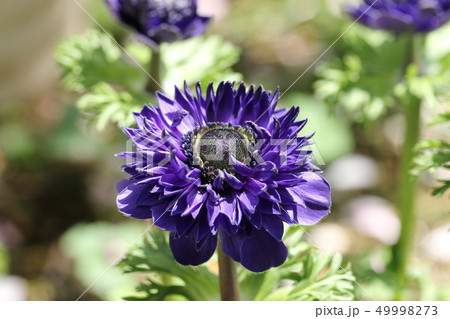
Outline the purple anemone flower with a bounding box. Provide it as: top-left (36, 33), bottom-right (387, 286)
top-left (116, 82), bottom-right (331, 272)
top-left (347, 0), bottom-right (450, 33)
top-left (105, 0), bottom-right (210, 47)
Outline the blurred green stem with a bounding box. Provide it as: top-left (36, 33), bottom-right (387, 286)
top-left (218, 241), bottom-right (241, 301)
top-left (391, 36), bottom-right (422, 299)
top-left (147, 49), bottom-right (162, 94)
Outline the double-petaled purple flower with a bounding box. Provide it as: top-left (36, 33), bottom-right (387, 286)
top-left (105, 0), bottom-right (210, 47)
top-left (347, 0), bottom-right (450, 33)
top-left (116, 82), bottom-right (331, 272)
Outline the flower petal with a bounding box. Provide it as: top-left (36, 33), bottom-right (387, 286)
top-left (219, 228), bottom-right (244, 262)
top-left (240, 228), bottom-right (288, 272)
top-left (170, 228), bottom-right (217, 266)
top-left (296, 172), bottom-right (331, 209)
top-left (237, 191), bottom-right (259, 215)
top-left (261, 214), bottom-right (284, 240)
top-left (116, 182), bottom-right (155, 219)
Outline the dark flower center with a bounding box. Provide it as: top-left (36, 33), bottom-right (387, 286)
top-left (147, 0), bottom-right (194, 24)
top-left (182, 123), bottom-right (255, 179)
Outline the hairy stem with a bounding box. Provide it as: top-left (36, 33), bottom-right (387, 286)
top-left (391, 36), bottom-right (422, 299)
top-left (146, 49), bottom-right (162, 94)
top-left (218, 242), bottom-right (241, 301)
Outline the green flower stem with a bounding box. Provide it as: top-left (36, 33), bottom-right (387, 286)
top-left (218, 242), bottom-right (241, 301)
top-left (392, 36), bottom-right (422, 298)
top-left (147, 49), bottom-right (162, 94)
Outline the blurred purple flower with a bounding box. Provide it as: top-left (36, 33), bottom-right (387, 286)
top-left (116, 82), bottom-right (331, 272)
top-left (347, 0), bottom-right (450, 33)
top-left (105, 0), bottom-right (210, 47)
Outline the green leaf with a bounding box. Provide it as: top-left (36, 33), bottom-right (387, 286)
top-left (122, 227), bottom-right (355, 301)
top-left (314, 24), bottom-right (450, 124)
top-left (431, 181), bottom-right (450, 197)
top-left (54, 29), bottom-right (145, 92)
top-left (120, 230), bottom-right (220, 301)
top-left (161, 36), bottom-right (243, 89)
top-left (55, 32), bottom-right (243, 130)
top-left (122, 35), bottom-right (243, 90)
top-left (429, 112), bottom-right (450, 126)
top-left (314, 27), bottom-right (405, 124)
top-left (412, 138), bottom-right (450, 197)
top-left (54, 29), bottom-right (154, 130)
top-left (76, 82), bottom-right (148, 130)
top-left (239, 226), bottom-right (356, 301)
